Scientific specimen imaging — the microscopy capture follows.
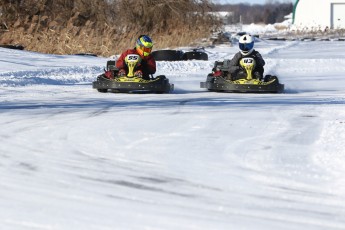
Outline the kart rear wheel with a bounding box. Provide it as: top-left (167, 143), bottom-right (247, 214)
top-left (97, 89), bottom-right (108, 93)
top-left (264, 75), bottom-right (279, 83)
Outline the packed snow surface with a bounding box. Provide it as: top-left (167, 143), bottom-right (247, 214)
top-left (1, 38), bottom-right (345, 230)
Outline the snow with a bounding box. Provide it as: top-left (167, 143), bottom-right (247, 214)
top-left (1, 33), bottom-right (345, 230)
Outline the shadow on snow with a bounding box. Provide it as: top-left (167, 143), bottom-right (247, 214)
top-left (1, 95), bottom-right (344, 111)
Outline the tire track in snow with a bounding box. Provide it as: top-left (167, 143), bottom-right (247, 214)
top-left (0, 66), bottom-right (102, 86)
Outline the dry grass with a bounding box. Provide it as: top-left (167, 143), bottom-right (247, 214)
top-left (0, 0), bottom-right (220, 56)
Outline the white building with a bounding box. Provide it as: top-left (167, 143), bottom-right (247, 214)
top-left (293, 0), bottom-right (345, 29)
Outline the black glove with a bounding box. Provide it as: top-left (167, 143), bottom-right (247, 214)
top-left (134, 70), bottom-right (143, 78)
top-left (253, 71), bottom-right (262, 80)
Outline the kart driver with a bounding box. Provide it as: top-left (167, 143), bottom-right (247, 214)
top-left (228, 34), bottom-right (265, 80)
top-left (114, 35), bottom-right (156, 80)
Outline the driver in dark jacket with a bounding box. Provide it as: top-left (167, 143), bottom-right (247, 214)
top-left (229, 34), bottom-right (265, 80)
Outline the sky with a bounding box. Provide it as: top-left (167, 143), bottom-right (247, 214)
top-left (215, 0), bottom-right (296, 5)
top-left (1, 24), bottom-right (345, 229)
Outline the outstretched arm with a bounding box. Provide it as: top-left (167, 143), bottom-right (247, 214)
top-left (116, 51), bottom-right (128, 69)
top-left (228, 52), bottom-right (242, 74)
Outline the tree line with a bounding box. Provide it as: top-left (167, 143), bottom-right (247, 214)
top-left (213, 2), bottom-right (293, 24)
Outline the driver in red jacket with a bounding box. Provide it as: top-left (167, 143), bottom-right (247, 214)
top-left (115, 35), bottom-right (156, 80)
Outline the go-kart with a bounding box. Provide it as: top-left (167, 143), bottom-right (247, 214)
top-left (200, 57), bottom-right (284, 93)
top-left (93, 54), bottom-right (174, 93)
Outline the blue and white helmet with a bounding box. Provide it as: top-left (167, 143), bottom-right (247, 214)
top-left (239, 34), bottom-right (254, 55)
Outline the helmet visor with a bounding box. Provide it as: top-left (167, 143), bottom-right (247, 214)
top-left (140, 45), bottom-right (152, 53)
top-left (136, 45), bottom-right (152, 57)
top-left (239, 42), bottom-right (254, 51)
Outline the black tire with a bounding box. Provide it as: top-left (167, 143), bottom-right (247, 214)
top-left (264, 75), bottom-right (279, 83)
top-left (97, 89), bottom-right (108, 93)
top-left (182, 51), bottom-right (208, 61)
top-left (151, 50), bottom-right (184, 61)
top-left (0, 44), bottom-right (24, 50)
top-left (74, 53), bottom-right (97, 57)
top-left (155, 75), bottom-right (166, 80)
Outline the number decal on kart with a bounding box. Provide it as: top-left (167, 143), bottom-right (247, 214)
top-left (242, 57), bottom-right (254, 64)
top-left (127, 54), bottom-right (139, 60)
